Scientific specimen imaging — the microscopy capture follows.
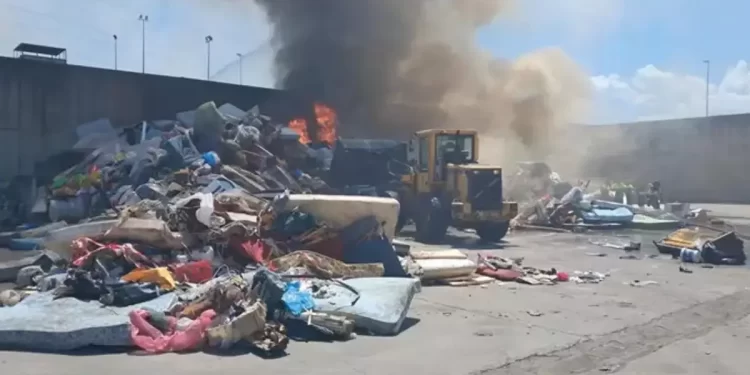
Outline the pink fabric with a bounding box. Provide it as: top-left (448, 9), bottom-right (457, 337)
top-left (72, 241), bottom-right (152, 269)
top-left (129, 309), bottom-right (217, 354)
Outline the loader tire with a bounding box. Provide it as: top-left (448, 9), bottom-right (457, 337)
top-left (477, 222), bottom-right (510, 243)
top-left (415, 197), bottom-right (450, 244)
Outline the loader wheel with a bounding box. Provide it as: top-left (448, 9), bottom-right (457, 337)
top-left (415, 197), bottom-right (450, 244)
top-left (477, 222), bottom-right (510, 243)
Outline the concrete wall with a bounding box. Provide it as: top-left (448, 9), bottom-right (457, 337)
top-left (577, 113), bottom-right (750, 203)
top-left (0, 57), bottom-right (296, 180)
top-left (2, 56), bottom-right (749, 203)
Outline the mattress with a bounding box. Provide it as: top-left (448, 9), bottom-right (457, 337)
top-left (0, 292), bottom-right (176, 351)
top-left (286, 195), bottom-right (400, 240)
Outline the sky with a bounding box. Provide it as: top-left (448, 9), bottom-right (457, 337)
top-left (1, 0), bottom-right (748, 124)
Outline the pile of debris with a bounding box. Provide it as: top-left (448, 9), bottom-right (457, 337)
top-left (655, 227), bottom-right (746, 266)
top-left (506, 162), bottom-right (686, 232)
top-left (0, 101), bottom-right (424, 355)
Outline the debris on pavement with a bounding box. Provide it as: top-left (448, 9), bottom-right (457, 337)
top-left (571, 271), bottom-right (609, 284)
top-left (627, 280), bottom-right (659, 287)
top-left (0, 97), bottom-right (744, 357)
top-left (506, 163), bottom-right (684, 233)
top-left (0, 101), bottom-right (425, 355)
top-left (655, 227), bottom-right (746, 266)
top-left (589, 237), bottom-right (642, 251)
top-left (476, 254), bottom-right (573, 286)
top-left (411, 249), bottom-right (476, 282)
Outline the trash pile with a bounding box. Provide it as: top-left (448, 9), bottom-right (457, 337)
top-left (655, 227), bottom-right (746, 266)
top-left (0, 101), bottom-right (423, 355)
top-left (506, 162), bottom-right (685, 231)
top-left (476, 254), bottom-right (566, 285)
top-left (473, 254), bottom-right (608, 285)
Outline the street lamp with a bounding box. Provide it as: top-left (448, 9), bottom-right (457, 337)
top-left (703, 60), bottom-right (710, 117)
top-left (113, 34), bottom-right (118, 70)
top-left (138, 14), bottom-right (149, 73)
top-left (205, 35), bottom-right (213, 80)
top-left (236, 53), bottom-right (243, 84)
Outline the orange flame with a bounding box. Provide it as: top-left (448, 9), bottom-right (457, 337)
top-left (288, 118), bottom-right (311, 144)
top-left (314, 102), bottom-right (338, 146)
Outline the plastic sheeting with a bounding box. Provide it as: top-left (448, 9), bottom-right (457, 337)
top-left (0, 292), bottom-right (176, 351)
top-left (581, 207), bottom-right (634, 224)
top-left (312, 277), bottom-right (419, 335)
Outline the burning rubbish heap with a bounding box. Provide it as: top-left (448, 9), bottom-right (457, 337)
top-left (0, 98), bottom-right (744, 355)
top-left (0, 100), bottom-right (590, 355)
top-left (0, 100), bottom-right (429, 354)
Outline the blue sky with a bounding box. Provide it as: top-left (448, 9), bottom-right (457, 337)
top-left (2, 0), bottom-right (748, 124)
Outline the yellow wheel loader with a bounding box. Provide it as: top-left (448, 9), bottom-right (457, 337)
top-left (392, 129), bottom-right (518, 244)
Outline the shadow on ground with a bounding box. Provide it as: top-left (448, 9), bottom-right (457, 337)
top-left (399, 228), bottom-right (515, 250)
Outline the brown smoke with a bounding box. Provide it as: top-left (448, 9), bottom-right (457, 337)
top-left (254, 0), bottom-right (592, 167)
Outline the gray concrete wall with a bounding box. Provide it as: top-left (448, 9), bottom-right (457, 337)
top-left (0, 57), bottom-right (294, 180)
top-left (2, 56), bottom-right (749, 203)
top-left (575, 113), bottom-right (750, 204)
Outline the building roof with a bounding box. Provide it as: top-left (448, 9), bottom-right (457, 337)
top-left (13, 43), bottom-right (66, 56)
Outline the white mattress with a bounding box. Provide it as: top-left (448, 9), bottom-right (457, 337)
top-left (285, 195), bottom-right (400, 240)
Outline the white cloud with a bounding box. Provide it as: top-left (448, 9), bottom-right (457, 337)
top-left (591, 61), bottom-right (750, 123)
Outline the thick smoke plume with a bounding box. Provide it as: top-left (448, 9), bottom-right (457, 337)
top-left (254, 0), bottom-right (592, 167)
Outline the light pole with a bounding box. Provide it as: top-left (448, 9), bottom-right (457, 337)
top-left (236, 53), bottom-right (243, 84)
top-left (138, 14), bottom-right (148, 73)
top-left (703, 60), bottom-right (710, 117)
top-left (113, 34), bottom-right (118, 70)
top-left (205, 35), bottom-right (213, 80)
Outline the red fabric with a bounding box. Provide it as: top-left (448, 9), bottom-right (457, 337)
top-left (231, 238), bottom-right (271, 264)
top-left (556, 271), bottom-right (569, 282)
top-left (171, 260), bottom-right (213, 284)
top-left (129, 308), bottom-right (216, 354)
top-left (476, 265), bottom-right (522, 281)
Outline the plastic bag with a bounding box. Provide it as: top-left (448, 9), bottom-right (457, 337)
top-left (175, 192), bottom-right (215, 227)
top-left (281, 281), bottom-right (315, 316)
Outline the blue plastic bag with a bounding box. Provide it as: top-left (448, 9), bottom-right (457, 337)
top-left (281, 280), bottom-right (315, 316)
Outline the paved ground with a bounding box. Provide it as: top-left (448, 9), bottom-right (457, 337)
top-left (2, 208), bottom-right (750, 374)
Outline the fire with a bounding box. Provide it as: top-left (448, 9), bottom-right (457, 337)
top-left (314, 102), bottom-right (338, 145)
top-left (288, 118), bottom-right (311, 144)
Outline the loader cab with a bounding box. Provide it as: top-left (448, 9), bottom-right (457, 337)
top-left (407, 129), bottom-right (478, 191)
